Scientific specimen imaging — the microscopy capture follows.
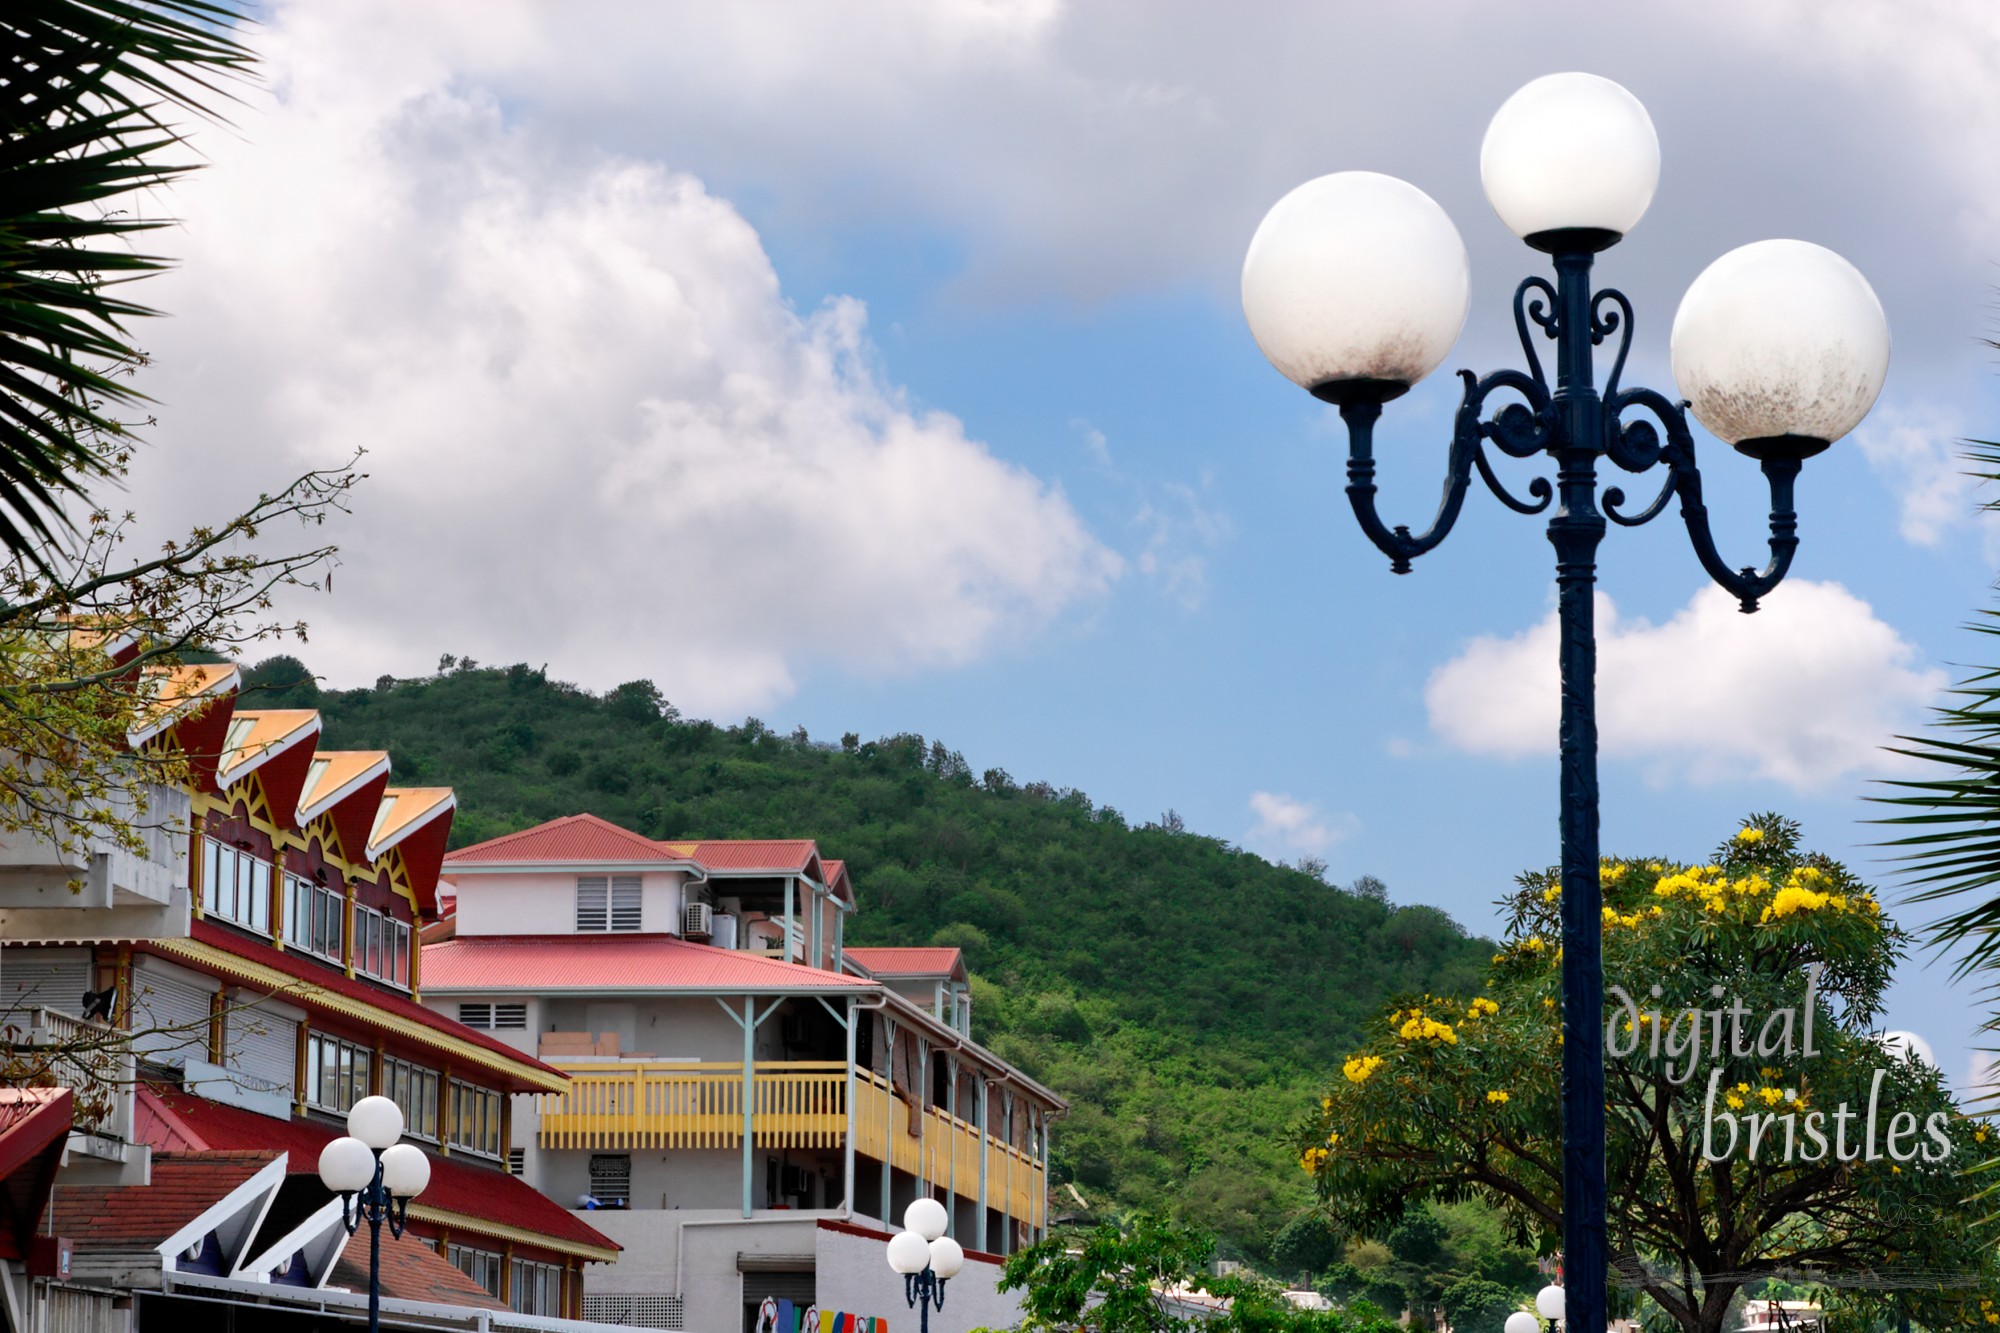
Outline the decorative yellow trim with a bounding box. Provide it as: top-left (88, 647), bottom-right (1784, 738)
top-left (150, 938), bottom-right (568, 1093)
top-left (383, 845), bottom-right (419, 914)
top-left (404, 1204), bottom-right (619, 1263)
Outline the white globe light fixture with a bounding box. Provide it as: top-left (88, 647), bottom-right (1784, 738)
top-left (1240, 73), bottom-right (1884, 1333)
top-left (1481, 72), bottom-right (1660, 251)
top-left (347, 1095), bottom-right (404, 1152)
top-left (886, 1201), bottom-right (956, 1333)
top-left (1537, 1284), bottom-right (1567, 1321)
top-left (1241, 171), bottom-right (1469, 404)
top-left (1671, 238), bottom-right (1889, 458)
top-left (928, 1236), bottom-right (966, 1280)
top-left (319, 1096), bottom-right (422, 1333)
top-left (904, 1196), bottom-right (949, 1242)
top-left (316, 1137), bottom-right (375, 1195)
top-left (1505, 1312), bottom-right (1543, 1333)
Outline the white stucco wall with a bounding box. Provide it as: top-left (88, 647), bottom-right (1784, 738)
top-left (577, 1212), bottom-right (1022, 1333)
top-left (444, 868), bottom-right (688, 937)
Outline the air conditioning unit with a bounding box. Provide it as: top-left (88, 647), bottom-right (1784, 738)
top-left (682, 902), bottom-right (713, 940)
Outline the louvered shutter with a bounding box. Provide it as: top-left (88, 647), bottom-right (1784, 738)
top-left (130, 966), bottom-right (216, 1067)
top-left (226, 1006), bottom-right (299, 1094)
top-left (0, 949), bottom-right (92, 1017)
top-left (609, 877), bottom-right (642, 932)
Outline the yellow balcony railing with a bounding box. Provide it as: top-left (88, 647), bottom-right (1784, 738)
top-left (538, 1061), bottom-right (1046, 1228)
top-left (537, 1060), bottom-right (847, 1150)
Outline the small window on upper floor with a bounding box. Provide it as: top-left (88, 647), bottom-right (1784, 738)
top-left (577, 876), bottom-right (642, 932)
top-left (493, 1003), bottom-right (527, 1029)
top-left (458, 1003), bottom-right (492, 1028)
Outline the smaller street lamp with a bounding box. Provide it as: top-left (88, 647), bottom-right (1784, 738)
top-left (886, 1198), bottom-right (965, 1333)
top-left (317, 1095), bottom-right (432, 1333)
top-left (1505, 1283), bottom-right (1566, 1333)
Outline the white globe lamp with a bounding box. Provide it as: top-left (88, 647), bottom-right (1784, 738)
top-left (928, 1236), bottom-right (965, 1280)
top-left (886, 1229), bottom-right (931, 1275)
top-left (1481, 73), bottom-right (1660, 250)
top-left (904, 1196), bottom-right (949, 1242)
top-left (1241, 171), bottom-right (1470, 405)
top-left (1505, 1313), bottom-right (1542, 1333)
top-left (316, 1136), bottom-right (375, 1194)
top-left (347, 1095), bottom-right (405, 1151)
top-left (1671, 239), bottom-right (1889, 457)
top-left (379, 1142), bottom-right (431, 1198)
top-left (1537, 1284), bottom-right (1567, 1321)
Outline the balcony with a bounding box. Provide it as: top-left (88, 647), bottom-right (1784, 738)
top-left (536, 1061), bottom-right (1046, 1225)
top-left (0, 776), bottom-right (191, 942)
top-left (1, 1006), bottom-right (138, 1169)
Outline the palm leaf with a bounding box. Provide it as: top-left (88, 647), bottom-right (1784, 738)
top-left (0, 1), bottom-right (251, 561)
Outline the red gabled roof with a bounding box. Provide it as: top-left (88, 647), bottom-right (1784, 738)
top-left (845, 946), bottom-right (965, 980)
top-left (446, 813), bottom-right (691, 866)
top-left (683, 839), bottom-right (820, 875)
top-left (145, 920), bottom-right (566, 1092)
top-left (331, 1226), bottom-right (507, 1309)
top-left (421, 934), bottom-right (877, 995)
top-left (0, 1088), bottom-right (72, 1261)
top-left (51, 1151), bottom-right (273, 1248)
top-left (143, 1092), bottom-right (618, 1259)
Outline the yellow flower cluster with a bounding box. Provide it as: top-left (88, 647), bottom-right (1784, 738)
top-left (1978, 1296), bottom-right (1997, 1325)
top-left (1466, 997), bottom-right (1499, 1019)
top-left (1301, 1146), bottom-right (1327, 1172)
top-left (1601, 905), bottom-right (1644, 931)
top-left (1735, 827), bottom-right (1766, 845)
top-left (1485, 1090), bottom-right (1510, 1104)
top-left (1520, 936), bottom-right (1548, 953)
top-left (1343, 1054), bottom-right (1384, 1084)
top-left (1599, 862), bottom-right (1626, 887)
top-left (1759, 866), bottom-right (1862, 923)
top-left (1398, 1011), bottom-right (1459, 1045)
top-left (1541, 884), bottom-right (1561, 904)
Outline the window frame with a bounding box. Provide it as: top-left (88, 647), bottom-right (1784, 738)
top-left (202, 836), bottom-right (272, 935)
top-left (381, 1054), bottom-right (440, 1142)
top-left (305, 1032), bottom-right (372, 1114)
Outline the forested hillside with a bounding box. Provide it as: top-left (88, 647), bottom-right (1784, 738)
top-left (245, 655), bottom-right (1493, 1258)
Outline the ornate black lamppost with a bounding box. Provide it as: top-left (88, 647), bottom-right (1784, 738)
top-left (886, 1198), bottom-right (965, 1333)
top-left (318, 1094), bottom-right (432, 1333)
top-left (1242, 74), bottom-right (1889, 1333)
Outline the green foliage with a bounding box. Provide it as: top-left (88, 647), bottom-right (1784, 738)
top-left (1437, 1278), bottom-right (1517, 1333)
top-left (1, 0), bottom-right (251, 556)
top-left (290, 659), bottom-right (1494, 1258)
top-left (1303, 815), bottom-right (2000, 1333)
top-left (990, 1214), bottom-right (1401, 1333)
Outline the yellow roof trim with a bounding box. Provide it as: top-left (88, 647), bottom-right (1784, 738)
top-left (151, 938), bottom-right (567, 1094)
top-left (404, 1204), bottom-right (619, 1263)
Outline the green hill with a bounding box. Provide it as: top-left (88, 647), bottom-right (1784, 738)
top-left (245, 655), bottom-right (1493, 1258)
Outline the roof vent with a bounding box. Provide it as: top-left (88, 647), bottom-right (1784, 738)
top-left (683, 901), bottom-right (713, 940)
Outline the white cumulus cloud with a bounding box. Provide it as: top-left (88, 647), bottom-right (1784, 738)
top-left (1852, 403), bottom-right (1998, 556)
top-left (1246, 791), bottom-right (1357, 859)
top-left (1424, 582), bottom-right (1944, 790)
top-left (128, 4), bottom-right (1121, 714)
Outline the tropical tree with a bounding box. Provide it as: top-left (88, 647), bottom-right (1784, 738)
top-left (1300, 815), bottom-right (2000, 1333)
top-left (3, 0), bottom-right (251, 556)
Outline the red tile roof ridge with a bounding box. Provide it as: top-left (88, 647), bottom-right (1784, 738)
top-left (845, 946), bottom-right (966, 977)
top-left (445, 812), bottom-right (690, 865)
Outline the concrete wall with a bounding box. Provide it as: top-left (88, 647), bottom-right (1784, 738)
top-left (446, 869), bottom-right (689, 938)
top-left (577, 1211), bottom-right (1023, 1333)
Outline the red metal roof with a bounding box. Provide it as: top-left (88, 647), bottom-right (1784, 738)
top-left (422, 934), bottom-right (877, 994)
top-left (845, 946), bottom-right (965, 978)
top-left (149, 920), bottom-right (565, 1092)
top-left (0, 1089), bottom-right (71, 1261)
top-left (143, 1091), bottom-right (618, 1258)
top-left (331, 1226), bottom-right (508, 1309)
top-left (52, 1151), bottom-right (274, 1248)
top-left (446, 813), bottom-right (687, 865)
top-left (685, 839), bottom-right (820, 874)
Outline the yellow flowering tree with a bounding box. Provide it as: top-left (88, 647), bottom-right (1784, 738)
top-left (1300, 815), bottom-right (2000, 1333)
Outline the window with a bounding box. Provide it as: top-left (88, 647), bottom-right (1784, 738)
top-left (382, 1056), bottom-right (440, 1140)
top-left (282, 874), bottom-right (345, 962)
top-left (448, 1244), bottom-right (503, 1299)
top-left (353, 904), bottom-right (411, 987)
top-left (588, 1154), bottom-right (630, 1206)
top-left (458, 1002), bottom-right (524, 1029)
top-left (510, 1258), bottom-right (562, 1316)
top-left (508, 1148), bottom-right (525, 1177)
top-left (576, 876), bottom-right (641, 932)
top-left (306, 1033), bottom-right (371, 1113)
top-left (201, 837), bottom-right (271, 934)
top-left (448, 1080), bottom-right (503, 1158)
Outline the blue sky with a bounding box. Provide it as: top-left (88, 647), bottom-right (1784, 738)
top-left (128, 1), bottom-right (2000, 1084)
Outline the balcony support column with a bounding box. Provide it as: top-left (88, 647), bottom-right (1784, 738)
top-left (844, 997), bottom-right (856, 1215)
top-left (881, 1016), bottom-right (896, 1225)
top-left (717, 995), bottom-right (785, 1218)
top-left (976, 1079), bottom-right (989, 1253)
top-left (945, 1053), bottom-right (959, 1238)
top-left (783, 876), bottom-right (795, 964)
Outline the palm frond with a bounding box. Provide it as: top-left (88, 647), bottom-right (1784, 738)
top-left (0, 1), bottom-right (251, 560)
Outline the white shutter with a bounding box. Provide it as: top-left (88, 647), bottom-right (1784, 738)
top-left (610, 877), bottom-right (642, 932)
top-left (575, 878), bottom-right (608, 932)
top-left (225, 1006), bottom-right (299, 1094)
top-left (0, 948), bottom-right (92, 1018)
top-left (130, 965), bottom-right (216, 1067)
